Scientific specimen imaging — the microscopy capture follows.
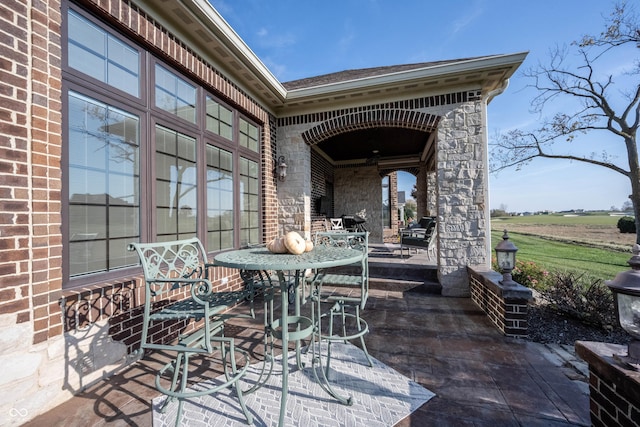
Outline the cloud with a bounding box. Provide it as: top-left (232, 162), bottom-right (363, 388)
top-left (255, 27), bottom-right (296, 49)
top-left (261, 57), bottom-right (287, 80)
top-left (450, 1), bottom-right (484, 34)
top-left (338, 21), bottom-right (356, 53)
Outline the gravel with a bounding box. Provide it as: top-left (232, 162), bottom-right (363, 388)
top-left (526, 302), bottom-right (631, 345)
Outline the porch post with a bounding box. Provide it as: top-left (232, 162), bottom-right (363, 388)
top-left (436, 98), bottom-right (489, 296)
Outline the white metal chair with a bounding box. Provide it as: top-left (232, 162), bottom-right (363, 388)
top-left (329, 217), bottom-right (344, 230)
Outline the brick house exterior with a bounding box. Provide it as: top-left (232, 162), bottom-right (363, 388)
top-left (0, 0), bottom-right (525, 424)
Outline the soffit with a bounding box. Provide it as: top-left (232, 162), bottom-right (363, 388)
top-left (135, 0), bottom-right (527, 118)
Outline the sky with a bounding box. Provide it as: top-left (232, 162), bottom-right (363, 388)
top-left (208, 0), bottom-right (636, 213)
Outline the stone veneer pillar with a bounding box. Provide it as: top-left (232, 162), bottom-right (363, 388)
top-left (276, 125), bottom-right (312, 239)
top-left (436, 101), bottom-right (489, 296)
top-left (427, 171), bottom-right (437, 216)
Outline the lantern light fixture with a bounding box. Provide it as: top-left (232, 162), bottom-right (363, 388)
top-left (606, 244), bottom-right (640, 366)
top-left (275, 156), bottom-right (287, 182)
top-left (494, 229), bottom-right (518, 287)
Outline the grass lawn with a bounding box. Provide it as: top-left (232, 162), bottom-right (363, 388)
top-left (490, 213), bottom-right (633, 281)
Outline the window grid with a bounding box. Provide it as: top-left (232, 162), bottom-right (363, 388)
top-left (64, 6), bottom-right (262, 285)
top-left (155, 125), bottom-right (198, 242)
top-left (67, 9), bottom-right (140, 97)
top-left (205, 96), bottom-right (233, 140)
top-left (206, 145), bottom-right (234, 251)
top-left (239, 157), bottom-right (260, 246)
top-left (67, 91), bottom-right (141, 277)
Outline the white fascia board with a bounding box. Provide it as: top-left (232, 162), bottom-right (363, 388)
top-left (184, 0), bottom-right (287, 99)
top-left (188, 0), bottom-right (287, 97)
top-left (286, 52), bottom-right (529, 100)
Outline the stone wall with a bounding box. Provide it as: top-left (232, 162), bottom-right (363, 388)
top-left (277, 90), bottom-right (491, 296)
top-left (335, 166), bottom-right (383, 242)
top-left (435, 96), bottom-right (490, 296)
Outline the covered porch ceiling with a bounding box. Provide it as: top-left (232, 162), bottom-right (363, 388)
top-left (315, 127), bottom-right (434, 173)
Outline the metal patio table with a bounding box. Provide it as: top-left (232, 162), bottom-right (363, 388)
top-left (214, 245), bottom-right (363, 427)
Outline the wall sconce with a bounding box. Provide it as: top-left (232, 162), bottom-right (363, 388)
top-left (275, 156), bottom-right (287, 182)
top-left (494, 229), bottom-right (518, 287)
top-left (606, 244), bottom-right (640, 366)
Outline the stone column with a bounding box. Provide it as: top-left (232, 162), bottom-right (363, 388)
top-left (276, 125), bottom-right (312, 239)
top-left (427, 171), bottom-right (437, 216)
top-left (436, 101), bottom-right (488, 296)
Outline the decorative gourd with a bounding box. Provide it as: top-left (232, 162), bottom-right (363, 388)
top-left (283, 231), bottom-right (306, 255)
top-left (305, 240), bottom-right (314, 252)
top-left (267, 237), bottom-right (287, 254)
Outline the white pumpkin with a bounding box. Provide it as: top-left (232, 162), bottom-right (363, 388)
top-left (283, 231), bottom-right (306, 255)
top-left (267, 237), bottom-right (288, 254)
top-left (305, 239), bottom-right (314, 252)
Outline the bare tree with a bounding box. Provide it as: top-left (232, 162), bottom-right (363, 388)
top-left (490, 1), bottom-right (640, 242)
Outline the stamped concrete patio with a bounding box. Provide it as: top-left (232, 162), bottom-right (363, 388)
top-left (24, 245), bottom-right (590, 426)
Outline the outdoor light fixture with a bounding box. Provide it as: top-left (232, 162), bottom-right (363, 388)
top-left (606, 244), bottom-right (640, 367)
top-left (495, 229), bottom-right (518, 287)
top-left (275, 156), bottom-right (287, 182)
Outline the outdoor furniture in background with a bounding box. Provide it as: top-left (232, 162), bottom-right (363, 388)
top-left (342, 214), bottom-right (367, 232)
top-left (214, 245), bottom-right (364, 427)
top-left (128, 238), bottom-right (255, 426)
top-left (329, 217), bottom-right (345, 230)
top-left (400, 216), bottom-right (437, 258)
top-left (308, 231), bottom-right (373, 377)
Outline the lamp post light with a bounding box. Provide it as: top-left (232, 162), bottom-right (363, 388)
top-left (275, 156), bottom-right (287, 182)
top-left (606, 244), bottom-right (640, 364)
top-left (495, 229), bottom-right (518, 287)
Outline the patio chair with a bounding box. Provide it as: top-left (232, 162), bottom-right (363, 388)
top-left (307, 231), bottom-right (373, 377)
top-left (400, 216), bottom-right (437, 258)
top-left (128, 237), bottom-right (254, 426)
top-left (329, 217), bottom-right (345, 230)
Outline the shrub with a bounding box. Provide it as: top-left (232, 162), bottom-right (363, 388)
top-left (539, 271), bottom-right (617, 329)
top-left (617, 216), bottom-right (636, 234)
top-left (492, 258), bottom-right (551, 290)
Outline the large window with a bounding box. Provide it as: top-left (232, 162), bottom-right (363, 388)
top-left (67, 9), bottom-right (140, 97)
top-left (63, 6), bottom-right (262, 285)
top-left (155, 125), bottom-right (198, 242)
top-left (206, 146), bottom-right (234, 251)
top-left (67, 92), bottom-right (141, 276)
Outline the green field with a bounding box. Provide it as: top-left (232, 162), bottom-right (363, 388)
top-left (490, 213), bottom-right (632, 281)
top-left (492, 212), bottom-right (622, 226)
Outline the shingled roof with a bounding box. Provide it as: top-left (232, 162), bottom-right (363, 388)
top-left (282, 55), bottom-right (497, 90)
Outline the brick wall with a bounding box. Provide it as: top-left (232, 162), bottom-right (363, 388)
top-left (576, 341), bottom-right (640, 427)
top-left (468, 267), bottom-right (531, 338)
top-left (0, 0), bottom-right (64, 343)
top-left (0, 0), bottom-right (278, 423)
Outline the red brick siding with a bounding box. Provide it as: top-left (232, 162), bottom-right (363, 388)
top-left (2, 0), bottom-right (277, 352)
top-left (0, 0), bottom-right (64, 345)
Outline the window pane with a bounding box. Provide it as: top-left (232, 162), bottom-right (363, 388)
top-left (239, 157), bottom-right (259, 246)
top-left (155, 125), bottom-right (197, 241)
top-left (68, 10), bottom-right (139, 96)
top-left (206, 145), bottom-right (234, 251)
top-left (67, 92), bottom-right (140, 277)
top-left (238, 118), bottom-right (259, 153)
top-left (155, 64), bottom-right (196, 123)
top-left (205, 96), bottom-right (233, 140)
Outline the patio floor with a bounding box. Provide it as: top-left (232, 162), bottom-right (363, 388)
top-left (24, 244), bottom-right (591, 426)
